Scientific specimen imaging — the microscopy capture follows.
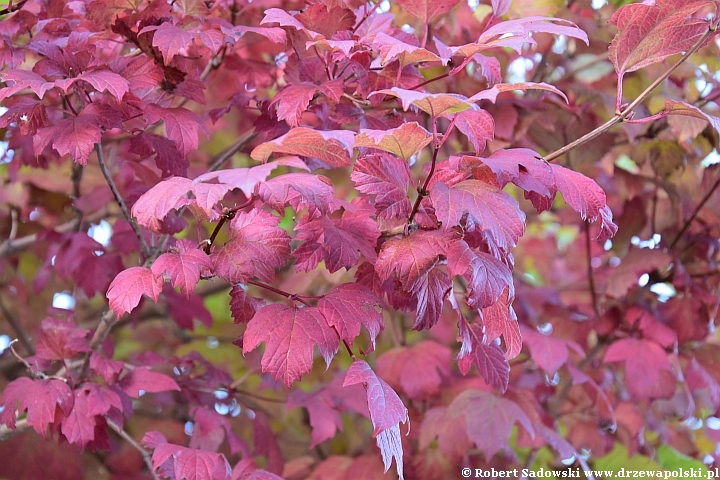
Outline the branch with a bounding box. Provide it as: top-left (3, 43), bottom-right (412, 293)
top-left (107, 420), bottom-right (160, 480)
top-left (0, 418), bottom-right (28, 441)
top-left (95, 144), bottom-right (151, 258)
top-left (670, 174), bottom-right (720, 248)
top-left (0, 295), bottom-right (34, 355)
top-left (78, 309), bottom-right (116, 381)
top-left (584, 222), bottom-right (600, 319)
top-left (407, 144), bottom-right (440, 226)
top-left (0, 0), bottom-right (28, 16)
top-left (543, 25), bottom-right (717, 163)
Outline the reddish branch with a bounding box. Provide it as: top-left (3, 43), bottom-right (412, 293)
top-left (107, 420), bottom-right (161, 480)
top-left (670, 175), bottom-right (720, 249)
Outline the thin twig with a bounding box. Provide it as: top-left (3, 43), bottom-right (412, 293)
top-left (207, 132), bottom-right (259, 173)
top-left (95, 144), bottom-right (151, 258)
top-left (670, 175), bottom-right (720, 248)
top-left (408, 145), bottom-right (440, 226)
top-left (107, 420), bottom-right (160, 480)
top-left (543, 25), bottom-right (717, 163)
top-left (584, 222), bottom-right (600, 319)
top-left (77, 310), bottom-right (116, 382)
top-left (0, 417), bottom-right (28, 440)
top-left (0, 295), bottom-right (34, 355)
top-left (0, 0), bottom-right (28, 16)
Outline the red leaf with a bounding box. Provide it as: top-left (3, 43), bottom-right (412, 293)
top-left (609, 0), bottom-right (712, 78)
top-left (551, 164), bottom-right (607, 221)
top-left (457, 319), bottom-right (510, 392)
top-left (143, 432), bottom-right (232, 480)
top-left (343, 360), bottom-right (408, 479)
top-left (145, 104), bottom-right (207, 159)
top-left (317, 283), bottom-right (384, 349)
top-left (351, 153), bottom-right (414, 220)
top-left (604, 338), bottom-right (675, 401)
top-left (295, 4), bottom-right (355, 38)
top-left (152, 239), bottom-right (213, 297)
top-left (258, 172), bottom-right (337, 219)
top-left (377, 341), bottom-right (450, 399)
top-left (271, 84), bottom-right (318, 127)
top-left (455, 109), bottom-right (494, 155)
top-left (293, 200), bottom-right (379, 273)
top-left (287, 388), bottom-right (343, 447)
top-left (251, 128), bottom-right (355, 167)
top-left (0, 69), bottom-right (56, 102)
top-left (35, 317), bottom-right (90, 361)
top-left (605, 247), bottom-right (672, 298)
top-left (75, 69), bottom-right (129, 100)
top-left (61, 387), bottom-right (100, 448)
top-left (243, 304), bottom-right (340, 387)
top-left (354, 122), bottom-right (432, 161)
top-left (229, 286), bottom-right (265, 324)
top-left (90, 352), bottom-right (125, 384)
top-left (472, 149), bottom-right (555, 197)
top-left (118, 367), bottom-right (181, 398)
top-left (520, 324), bottom-right (585, 376)
top-left (212, 210), bottom-right (291, 284)
top-left (450, 389), bottom-right (533, 459)
top-left (430, 179), bottom-right (526, 252)
top-left (33, 110), bottom-right (107, 165)
top-left (463, 250), bottom-right (514, 309)
top-left (394, 0), bottom-right (461, 22)
top-left (663, 99), bottom-right (720, 135)
top-left (140, 22), bottom-right (196, 64)
top-left (481, 289), bottom-right (522, 359)
top-left (0, 377), bottom-right (73, 436)
top-left (130, 131), bottom-right (186, 177)
top-left (375, 229), bottom-right (447, 290)
top-left (107, 266), bottom-right (164, 317)
top-left (410, 268), bottom-right (451, 330)
top-left (197, 156), bottom-right (309, 197)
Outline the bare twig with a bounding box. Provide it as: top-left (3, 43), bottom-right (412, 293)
top-left (543, 25), bottom-right (717, 163)
top-left (0, 0), bottom-right (29, 16)
top-left (107, 420), bottom-right (160, 480)
top-left (95, 144), bottom-right (151, 258)
top-left (208, 132), bottom-right (259, 173)
top-left (77, 310), bottom-right (116, 382)
top-left (0, 418), bottom-right (28, 441)
top-left (0, 295), bottom-right (34, 355)
top-left (670, 175), bottom-right (720, 249)
top-left (408, 144), bottom-right (440, 226)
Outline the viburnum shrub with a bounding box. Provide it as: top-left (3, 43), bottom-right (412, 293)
top-left (2, 0), bottom-right (720, 478)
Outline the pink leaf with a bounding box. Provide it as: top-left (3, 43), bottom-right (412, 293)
top-left (140, 22), bottom-right (196, 64)
top-left (197, 156), bottom-right (309, 197)
top-left (394, 0), bottom-right (462, 22)
top-left (145, 438), bottom-right (233, 480)
top-left (258, 173), bottom-right (337, 219)
top-left (35, 317), bottom-right (89, 361)
top-left (604, 338), bottom-right (675, 401)
top-left (354, 122), bottom-right (432, 161)
top-left (0, 377), bottom-right (73, 436)
top-left (211, 210), bottom-right (291, 284)
top-left (271, 84), bottom-right (318, 127)
top-left (491, 0), bottom-right (511, 16)
top-left (457, 319), bottom-right (510, 391)
top-left (375, 230), bottom-right (448, 290)
top-left (75, 69), bottom-right (129, 100)
top-left (343, 360), bottom-right (408, 479)
top-left (352, 153), bottom-right (413, 220)
top-left (373, 87), bottom-right (472, 116)
top-left (663, 99), bottom-right (720, 135)
top-left (468, 82), bottom-right (568, 103)
top-left (243, 304), bottom-right (340, 388)
top-left (520, 324), bottom-right (585, 376)
top-left (410, 268), bottom-right (452, 330)
top-left (0, 69), bottom-right (56, 102)
top-left (373, 33), bottom-right (445, 67)
top-left (106, 267), bottom-right (164, 317)
top-left (131, 177), bottom-right (194, 233)
top-left (145, 104), bottom-right (207, 159)
top-left (118, 367), bottom-right (181, 398)
top-left (478, 17), bottom-right (588, 51)
top-left (455, 109), bottom-right (494, 154)
top-left (377, 341), bottom-right (451, 399)
top-left (287, 389), bottom-right (343, 447)
top-left (151, 239), bottom-right (213, 297)
top-left (317, 283), bottom-right (384, 348)
top-left (251, 128), bottom-right (355, 167)
top-left (229, 286), bottom-right (265, 324)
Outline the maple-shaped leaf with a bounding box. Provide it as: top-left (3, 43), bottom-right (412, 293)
top-left (63, 69), bottom-right (130, 101)
top-left (197, 156), bottom-right (309, 197)
top-left (243, 304), bottom-right (340, 388)
top-left (223, 24), bottom-right (287, 45)
top-left (450, 389), bottom-right (534, 459)
top-left (131, 177), bottom-right (195, 233)
top-left (410, 268), bottom-right (452, 330)
top-left (606, 247), bottom-right (672, 298)
top-left (470, 149), bottom-right (555, 197)
top-left (375, 230), bottom-right (448, 290)
top-left (142, 431), bottom-right (232, 480)
top-left (212, 210), bottom-right (291, 284)
top-left (90, 352), bottom-right (125, 384)
top-left (468, 82), bottom-right (569, 103)
top-left (251, 128), bottom-right (355, 167)
top-left (373, 33), bottom-right (445, 67)
top-left (130, 131), bottom-right (186, 177)
top-left (0, 69), bottom-right (56, 102)
top-left (520, 325), bottom-right (585, 376)
top-left (293, 201), bottom-right (379, 273)
top-left (61, 387), bottom-right (109, 448)
top-left (609, 0), bottom-right (712, 80)
top-left (35, 317), bottom-right (90, 361)
top-left (271, 84), bottom-right (318, 127)
top-left (352, 153), bottom-right (413, 220)
top-left (604, 338), bottom-right (675, 401)
top-left (455, 109), bottom-right (494, 154)
top-left (33, 104), bottom-right (122, 165)
top-left (258, 173), bottom-right (337, 219)
top-left (317, 283), bottom-right (384, 349)
top-left (481, 289), bottom-right (522, 359)
top-left (296, 4), bottom-right (355, 37)
top-left (462, 250), bottom-right (514, 309)
top-left (152, 239), bottom-right (213, 297)
top-left (139, 22), bottom-right (196, 64)
top-left (118, 367), bottom-right (181, 398)
top-left (343, 360), bottom-right (409, 480)
top-left (0, 377), bottom-right (73, 436)
top-left (106, 266), bottom-right (164, 317)
top-left (260, 8), bottom-right (322, 38)
top-left (145, 104), bottom-right (207, 159)
top-left (229, 286), bottom-right (265, 324)
top-left (395, 0), bottom-right (461, 22)
top-left (354, 122), bottom-right (432, 161)
top-left (374, 88), bottom-right (472, 116)
top-left (457, 319), bottom-right (510, 391)
top-left (430, 180), bottom-right (526, 251)
top-left (377, 341), bottom-right (450, 399)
